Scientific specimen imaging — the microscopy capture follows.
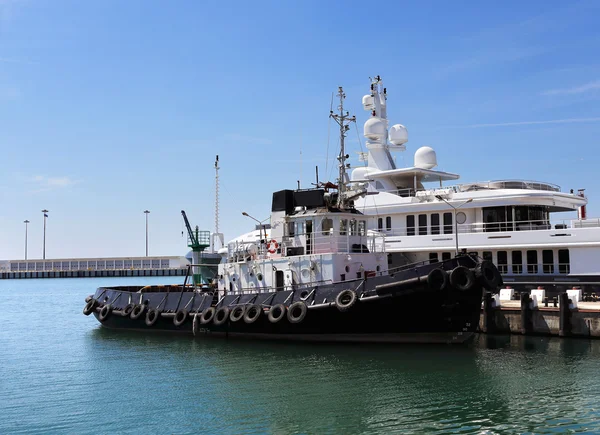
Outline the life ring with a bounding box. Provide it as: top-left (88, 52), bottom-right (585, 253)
top-left (83, 299), bottom-right (97, 316)
top-left (268, 304), bottom-right (286, 323)
top-left (130, 303), bottom-right (146, 320)
top-left (335, 290), bottom-right (357, 312)
top-left (145, 308), bottom-right (160, 326)
top-left (173, 309), bottom-right (189, 326)
top-left (427, 268), bottom-right (448, 292)
top-left (267, 239), bottom-right (279, 254)
top-left (213, 307), bottom-right (230, 326)
top-left (450, 266), bottom-right (475, 291)
top-left (98, 304), bottom-right (112, 321)
top-left (287, 301), bottom-right (307, 324)
top-left (243, 304), bottom-right (263, 324)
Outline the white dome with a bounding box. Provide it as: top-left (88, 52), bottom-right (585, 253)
top-left (414, 146), bottom-right (437, 169)
top-left (364, 116), bottom-right (386, 140)
top-left (389, 124), bottom-right (408, 146)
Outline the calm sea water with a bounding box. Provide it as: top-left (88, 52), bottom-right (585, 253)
top-left (1, 277), bottom-right (600, 434)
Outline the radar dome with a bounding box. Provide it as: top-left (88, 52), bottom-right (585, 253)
top-left (364, 117), bottom-right (386, 140)
top-left (414, 146), bottom-right (437, 169)
top-left (389, 124), bottom-right (408, 146)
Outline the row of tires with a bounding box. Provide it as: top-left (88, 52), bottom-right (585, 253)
top-left (83, 288), bottom-right (360, 328)
top-left (426, 261), bottom-right (502, 293)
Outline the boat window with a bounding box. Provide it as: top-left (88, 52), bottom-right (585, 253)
top-left (483, 206), bottom-right (511, 232)
top-left (442, 252), bottom-right (452, 261)
top-left (322, 218), bottom-right (333, 235)
top-left (443, 213), bottom-right (453, 234)
top-left (512, 251), bottom-right (523, 274)
top-left (350, 219), bottom-right (357, 236)
top-left (340, 219), bottom-right (348, 235)
top-left (429, 252), bottom-right (438, 263)
top-left (377, 218), bottom-right (383, 230)
top-left (386, 216), bottom-right (392, 231)
top-left (558, 249), bottom-right (570, 274)
top-left (358, 221), bottom-right (366, 236)
top-left (287, 221), bottom-right (295, 237)
top-left (418, 214), bottom-right (427, 235)
top-left (295, 221), bottom-right (305, 235)
top-left (407, 215), bottom-right (415, 236)
top-left (542, 250), bottom-right (554, 274)
top-left (527, 250), bottom-right (538, 273)
top-left (483, 251), bottom-right (493, 262)
top-left (431, 213), bottom-right (440, 235)
top-left (497, 251), bottom-right (508, 274)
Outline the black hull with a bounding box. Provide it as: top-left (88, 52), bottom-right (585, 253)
top-left (86, 256), bottom-right (488, 344)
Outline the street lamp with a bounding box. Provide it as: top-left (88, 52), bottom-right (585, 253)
top-left (435, 196), bottom-right (473, 255)
top-left (41, 210), bottom-right (49, 260)
top-left (144, 210), bottom-right (150, 257)
top-left (24, 220), bottom-right (30, 260)
top-left (242, 212), bottom-right (269, 243)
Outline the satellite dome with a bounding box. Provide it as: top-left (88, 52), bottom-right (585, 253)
top-left (389, 124), bottom-right (408, 146)
top-left (364, 117), bottom-right (386, 140)
top-left (414, 146), bottom-right (437, 169)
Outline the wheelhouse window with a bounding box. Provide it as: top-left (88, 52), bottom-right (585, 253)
top-left (418, 214), bottom-right (427, 235)
top-left (287, 221), bottom-right (295, 237)
top-left (321, 218), bottom-right (333, 235)
top-left (296, 221), bottom-right (305, 235)
top-left (527, 250), bottom-right (538, 274)
top-left (407, 215), bottom-right (415, 236)
top-left (497, 251), bottom-right (508, 274)
top-left (512, 251), bottom-right (523, 274)
top-left (386, 216), bottom-right (392, 231)
top-left (443, 213), bottom-right (453, 234)
top-left (431, 213), bottom-right (440, 235)
top-left (558, 249), bottom-right (570, 274)
top-left (340, 219), bottom-right (348, 235)
top-left (350, 220), bottom-right (357, 236)
top-left (358, 221), bottom-right (366, 236)
top-left (542, 250), bottom-right (554, 274)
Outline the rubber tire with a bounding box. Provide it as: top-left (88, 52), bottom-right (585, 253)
top-left (268, 304), bottom-right (286, 323)
top-left (474, 260), bottom-right (500, 291)
top-left (123, 303), bottom-right (135, 316)
top-left (85, 295), bottom-right (93, 303)
top-left (450, 266), bottom-right (475, 291)
top-left (335, 290), bottom-right (357, 312)
top-left (287, 301), bottom-right (307, 324)
top-left (427, 268), bottom-right (448, 292)
top-left (200, 307), bottom-right (216, 324)
top-left (83, 299), bottom-right (97, 316)
top-left (213, 307), bottom-right (230, 326)
top-left (130, 304), bottom-right (146, 320)
top-left (229, 306), bottom-right (246, 322)
top-left (243, 304), bottom-right (263, 324)
top-left (145, 308), bottom-right (160, 326)
top-left (174, 309), bottom-right (189, 326)
top-left (99, 304), bottom-right (112, 321)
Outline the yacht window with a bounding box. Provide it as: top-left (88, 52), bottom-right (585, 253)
top-left (497, 251), bottom-right (508, 274)
top-left (322, 218), bottom-right (333, 235)
top-left (512, 251), bottom-right (523, 274)
top-left (418, 214), bottom-right (427, 235)
top-left (358, 221), bottom-right (366, 236)
top-left (527, 250), bottom-right (538, 274)
top-left (340, 219), bottom-right (348, 235)
top-left (443, 213), bottom-right (453, 234)
top-left (429, 252), bottom-right (439, 263)
top-left (483, 206), bottom-right (511, 232)
top-left (542, 250), bottom-right (554, 274)
top-left (407, 215), bottom-right (415, 236)
top-left (376, 181), bottom-right (385, 190)
top-left (377, 218), bottom-right (383, 230)
top-left (386, 216), bottom-right (392, 231)
top-left (431, 213), bottom-right (440, 235)
top-left (442, 252), bottom-right (452, 261)
top-left (350, 220), bottom-right (357, 236)
top-left (483, 251), bottom-right (493, 262)
top-left (558, 249), bottom-right (570, 274)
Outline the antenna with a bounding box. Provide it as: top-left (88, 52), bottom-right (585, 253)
top-left (214, 155), bottom-right (220, 252)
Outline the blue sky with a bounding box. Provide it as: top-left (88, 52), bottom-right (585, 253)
top-left (1, 0), bottom-right (599, 260)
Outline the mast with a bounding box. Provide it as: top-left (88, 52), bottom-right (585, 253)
top-left (329, 86), bottom-right (356, 209)
top-left (215, 155), bottom-right (220, 239)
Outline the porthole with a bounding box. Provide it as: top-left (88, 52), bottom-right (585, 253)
top-left (456, 212), bottom-right (467, 224)
top-left (257, 273), bottom-right (263, 281)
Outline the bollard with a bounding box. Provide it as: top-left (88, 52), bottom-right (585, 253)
top-left (520, 292), bottom-right (532, 335)
top-left (559, 292), bottom-right (571, 337)
top-left (482, 292), bottom-right (496, 333)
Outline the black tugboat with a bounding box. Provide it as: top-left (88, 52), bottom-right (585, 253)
top-left (83, 86), bottom-right (502, 344)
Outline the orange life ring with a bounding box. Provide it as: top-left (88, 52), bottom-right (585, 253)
top-left (267, 239), bottom-right (279, 254)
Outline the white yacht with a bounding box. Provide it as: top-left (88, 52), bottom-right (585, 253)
top-left (350, 76), bottom-right (598, 296)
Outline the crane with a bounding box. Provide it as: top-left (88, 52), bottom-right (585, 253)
top-left (181, 210), bottom-right (211, 285)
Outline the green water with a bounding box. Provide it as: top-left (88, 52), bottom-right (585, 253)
top-left (1, 277), bottom-right (600, 434)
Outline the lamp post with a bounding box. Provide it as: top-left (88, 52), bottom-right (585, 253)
top-left (144, 210), bottom-right (150, 257)
top-left (41, 210), bottom-right (49, 260)
top-left (435, 196), bottom-right (473, 255)
top-left (242, 212), bottom-right (269, 243)
top-left (24, 220), bottom-right (30, 260)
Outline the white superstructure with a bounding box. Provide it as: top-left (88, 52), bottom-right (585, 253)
top-left (350, 76), bottom-right (599, 292)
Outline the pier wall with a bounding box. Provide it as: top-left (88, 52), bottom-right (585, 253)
top-left (0, 268), bottom-right (187, 279)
